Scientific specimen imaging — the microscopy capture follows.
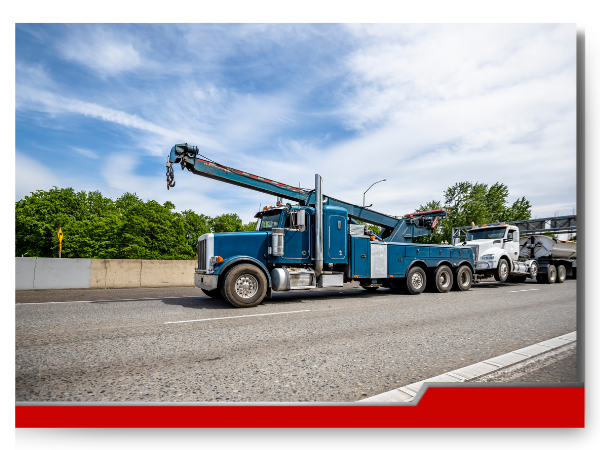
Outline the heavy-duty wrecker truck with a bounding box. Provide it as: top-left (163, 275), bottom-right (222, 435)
top-left (166, 143), bottom-right (475, 307)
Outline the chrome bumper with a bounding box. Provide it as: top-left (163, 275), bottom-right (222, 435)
top-left (195, 273), bottom-right (218, 290)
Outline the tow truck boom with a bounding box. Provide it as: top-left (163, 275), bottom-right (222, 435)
top-left (166, 143), bottom-right (446, 242)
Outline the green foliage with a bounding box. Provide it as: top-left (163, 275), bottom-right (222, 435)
top-left (353, 220), bottom-right (381, 235)
top-left (413, 182), bottom-right (531, 245)
top-left (16, 187), bottom-right (259, 259)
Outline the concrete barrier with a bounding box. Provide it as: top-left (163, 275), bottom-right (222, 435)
top-left (33, 258), bottom-right (91, 290)
top-left (15, 257), bottom-right (197, 290)
top-left (15, 257), bottom-right (36, 290)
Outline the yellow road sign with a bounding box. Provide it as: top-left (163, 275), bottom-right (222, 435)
top-left (58, 227), bottom-right (63, 243)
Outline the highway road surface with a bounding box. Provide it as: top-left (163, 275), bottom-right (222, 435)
top-left (16, 279), bottom-right (578, 402)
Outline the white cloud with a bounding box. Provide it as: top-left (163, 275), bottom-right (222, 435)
top-left (15, 152), bottom-right (61, 200)
top-left (72, 148), bottom-right (98, 159)
top-left (58, 27), bottom-right (142, 76)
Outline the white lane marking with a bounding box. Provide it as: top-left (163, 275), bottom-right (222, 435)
top-left (359, 330), bottom-right (577, 403)
top-left (165, 309), bottom-right (311, 324)
top-left (519, 290), bottom-right (529, 292)
top-left (17, 297), bottom-right (173, 305)
top-left (529, 289), bottom-right (539, 291)
top-left (510, 291), bottom-right (520, 293)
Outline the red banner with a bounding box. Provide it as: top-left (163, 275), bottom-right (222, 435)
top-left (16, 386), bottom-right (584, 428)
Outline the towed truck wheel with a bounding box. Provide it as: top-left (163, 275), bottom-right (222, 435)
top-left (452, 265), bottom-right (473, 291)
top-left (494, 259), bottom-right (510, 283)
top-left (221, 264), bottom-right (267, 308)
top-left (403, 266), bottom-right (427, 295)
top-left (557, 265), bottom-right (566, 283)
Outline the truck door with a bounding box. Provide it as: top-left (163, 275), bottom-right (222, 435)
top-left (506, 228), bottom-right (519, 261)
top-left (328, 214), bottom-right (347, 260)
top-left (282, 211), bottom-right (311, 261)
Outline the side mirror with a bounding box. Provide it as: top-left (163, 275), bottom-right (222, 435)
top-left (295, 209), bottom-right (306, 232)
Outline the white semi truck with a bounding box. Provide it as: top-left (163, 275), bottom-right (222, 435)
top-left (452, 215), bottom-right (577, 284)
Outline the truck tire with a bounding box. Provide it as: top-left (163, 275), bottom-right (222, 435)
top-left (403, 266), bottom-right (427, 295)
top-left (556, 265), bottom-right (566, 283)
top-left (201, 288), bottom-right (222, 299)
top-left (430, 265), bottom-right (453, 293)
top-left (453, 265), bottom-right (473, 291)
top-left (494, 258), bottom-right (510, 283)
top-left (529, 261), bottom-right (539, 280)
top-left (546, 265), bottom-right (557, 284)
top-left (220, 264), bottom-right (267, 308)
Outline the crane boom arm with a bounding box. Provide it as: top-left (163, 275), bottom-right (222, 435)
top-left (167, 143), bottom-right (446, 241)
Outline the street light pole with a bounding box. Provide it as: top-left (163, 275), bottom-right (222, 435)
top-left (363, 179), bottom-right (386, 208)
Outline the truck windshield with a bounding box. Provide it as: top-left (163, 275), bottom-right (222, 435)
top-left (256, 211), bottom-right (282, 231)
top-left (466, 227), bottom-right (506, 241)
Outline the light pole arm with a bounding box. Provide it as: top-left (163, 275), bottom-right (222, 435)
top-left (363, 179), bottom-right (386, 207)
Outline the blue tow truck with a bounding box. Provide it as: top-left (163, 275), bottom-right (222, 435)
top-left (166, 143), bottom-right (475, 307)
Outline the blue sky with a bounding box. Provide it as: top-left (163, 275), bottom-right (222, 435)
top-left (15, 24), bottom-right (576, 222)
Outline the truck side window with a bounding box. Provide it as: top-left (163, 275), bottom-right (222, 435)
top-left (284, 213), bottom-right (292, 229)
top-left (511, 231), bottom-right (518, 241)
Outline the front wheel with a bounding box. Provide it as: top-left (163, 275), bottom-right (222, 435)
top-left (494, 259), bottom-right (510, 282)
top-left (403, 266), bottom-right (427, 295)
top-left (221, 264), bottom-right (267, 308)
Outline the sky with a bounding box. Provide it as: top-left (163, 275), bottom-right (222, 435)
top-left (15, 23), bottom-right (577, 222)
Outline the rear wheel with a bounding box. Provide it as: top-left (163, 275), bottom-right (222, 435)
top-left (220, 264), bottom-right (267, 308)
top-left (556, 265), bottom-right (566, 283)
top-left (403, 266), bottom-right (426, 295)
top-left (429, 265), bottom-right (453, 293)
top-left (452, 265), bottom-right (473, 291)
top-left (547, 265), bottom-right (557, 284)
top-left (201, 288), bottom-right (222, 299)
top-left (494, 259), bottom-right (510, 282)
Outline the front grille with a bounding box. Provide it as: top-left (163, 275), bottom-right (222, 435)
top-left (198, 239), bottom-right (206, 271)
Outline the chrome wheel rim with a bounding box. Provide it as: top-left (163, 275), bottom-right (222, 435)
top-left (440, 271), bottom-right (451, 289)
top-left (530, 263), bottom-right (538, 278)
top-left (500, 261), bottom-right (508, 280)
top-left (234, 274), bottom-right (258, 299)
top-left (460, 270), bottom-right (470, 286)
top-left (412, 272), bottom-right (423, 289)
top-left (558, 266), bottom-right (566, 280)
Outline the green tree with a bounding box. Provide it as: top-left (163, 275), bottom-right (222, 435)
top-left (240, 220), bottom-right (258, 232)
top-left (210, 213), bottom-right (244, 233)
top-left (16, 187), bottom-right (118, 257)
top-left (413, 182), bottom-right (531, 244)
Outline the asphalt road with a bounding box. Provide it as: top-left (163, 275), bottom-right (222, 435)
top-left (15, 279), bottom-right (577, 402)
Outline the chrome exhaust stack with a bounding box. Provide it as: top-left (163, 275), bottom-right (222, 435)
top-left (315, 174), bottom-right (323, 278)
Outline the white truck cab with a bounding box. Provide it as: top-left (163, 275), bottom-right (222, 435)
top-left (456, 224), bottom-right (538, 282)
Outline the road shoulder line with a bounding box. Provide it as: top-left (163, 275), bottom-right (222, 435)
top-left (358, 331), bottom-right (577, 403)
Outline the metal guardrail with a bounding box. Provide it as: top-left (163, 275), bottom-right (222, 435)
top-left (452, 215), bottom-right (577, 241)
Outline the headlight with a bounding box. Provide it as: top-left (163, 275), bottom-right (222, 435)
top-left (480, 254), bottom-right (495, 260)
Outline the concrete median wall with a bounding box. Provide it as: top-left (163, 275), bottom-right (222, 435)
top-left (15, 257), bottom-right (196, 290)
